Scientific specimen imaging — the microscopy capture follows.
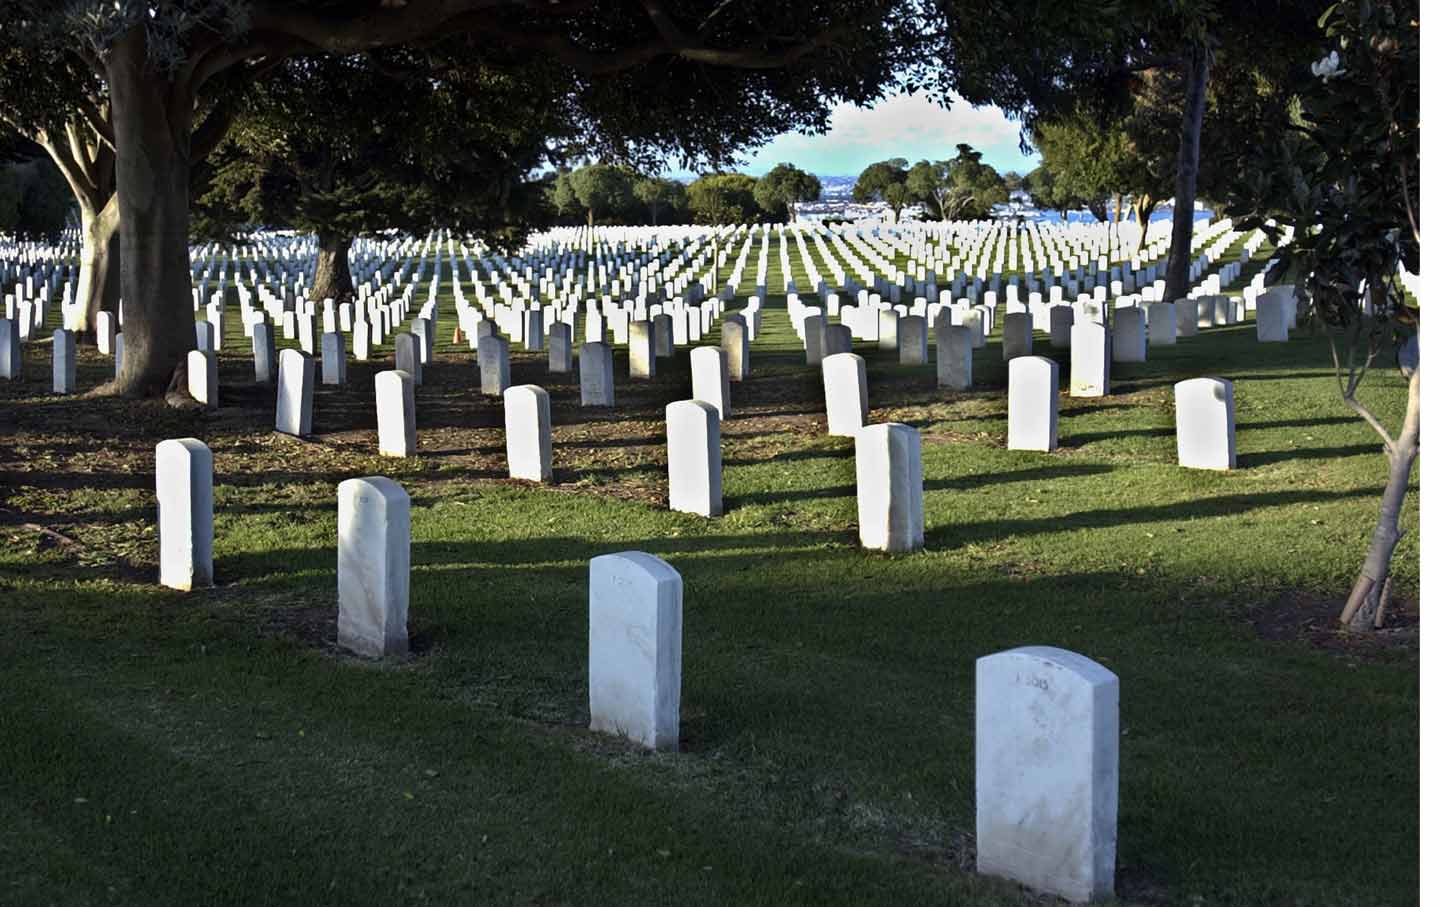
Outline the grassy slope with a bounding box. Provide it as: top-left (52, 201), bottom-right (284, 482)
top-left (0, 232), bottom-right (1418, 906)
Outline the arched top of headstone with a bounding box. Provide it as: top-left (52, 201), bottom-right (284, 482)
top-left (978, 645), bottom-right (1118, 690)
top-left (590, 551), bottom-right (682, 596)
top-left (338, 475), bottom-right (409, 508)
top-left (1175, 376), bottom-right (1234, 401)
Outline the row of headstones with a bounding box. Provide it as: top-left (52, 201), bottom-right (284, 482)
top-left (818, 347), bottom-right (1238, 469)
top-left (151, 446), bottom-right (1116, 903)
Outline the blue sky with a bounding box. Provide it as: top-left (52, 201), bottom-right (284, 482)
top-left (668, 92), bottom-right (1039, 180)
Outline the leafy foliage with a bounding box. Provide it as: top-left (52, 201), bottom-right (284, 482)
top-left (687, 172), bottom-right (777, 224)
top-left (193, 53), bottom-right (559, 249)
top-left (753, 162), bottom-right (820, 222)
top-left (1229, 0), bottom-right (1418, 342)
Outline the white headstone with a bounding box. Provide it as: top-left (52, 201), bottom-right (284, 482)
top-left (1003, 312), bottom-right (1033, 361)
top-left (822, 352), bottom-right (868, 437)
top-left (689, 346), bottom-right (730, 419)
top-left (1069, 322), bottom-right (1110, 398)
top-left (252, 320), bottom-right (277, 385)
top-left (548, 322), bottom-right (573, 372)
top-left (374, 370), bottom-right (417, 457)
top-left (477, 335), bottom-right (510, 396)
top-left (275, 349), bottom-right (315, 437)
top-left (503, 384), bottom-right (553, 483)
top-left (936, 324), bottom-right (973, 390)
top-left (588, 551), bottom-right (683, 751)
top-left (976, 646), bottom-right (1118, 903)
top-left (1112, 307), bottom-right (1146, 363)
top-left (337, 476), bottom-right (410, 658)
top-left (666, 400), bottom-right (722, 517)
top-left (186, 349), bottom-right (217, 410)
top-left (721, 317), bottom-right (749, 380)
top-left (395, 331), bottom-right (423, 386)
top-left (1008, 356), bottom-right (1059, 452)
top-left (898, 315), bottom-right (928, 365)
top-left (321, 331), bottom-right (347, 385)
top-left (156, 438), bottom-right (213, 591)
top-left (1255, 292), bottom-right (1289, 342)
top-left (52, 329), bottom-right (76, 393)
top-left (0, 318), bottom-right (19, 379)
top-left (628, 319), bottom-right (656, 379)
top-left (855, 423), bottom-right (924, 553)
top-left (1175, 377), bottom-right (1237, 470)
top-left (580, 341), bottom-right (615, 406)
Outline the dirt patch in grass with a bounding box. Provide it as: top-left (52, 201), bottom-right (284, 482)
top-left (1248, 591), bottom-right (1419, 658)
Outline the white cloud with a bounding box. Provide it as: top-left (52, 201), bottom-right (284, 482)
top-left (670, 92), bottom-right (1036, 179)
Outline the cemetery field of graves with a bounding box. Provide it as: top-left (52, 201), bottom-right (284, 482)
top-left (0, 221), bottom-right (1420, 905)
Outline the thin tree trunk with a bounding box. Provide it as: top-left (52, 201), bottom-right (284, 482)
top-left (103, 25), bottom-right (197, 398)
top-left (74, 195), bottom-right (122, 335)
top-left (1138, 196), bottom-right (1156, 247)
top-left (1339, 367), bottom-right (1420, 630)
top-left (1163, 39), bottom-right (1210, 303)
top-left (311, 231), bottom-right (356, 303)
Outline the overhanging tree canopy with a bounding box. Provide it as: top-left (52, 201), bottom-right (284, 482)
top-left (1, 0), bottom-right (922, 398)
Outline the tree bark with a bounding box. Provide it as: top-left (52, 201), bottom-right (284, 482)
top-left (1138, 195), bottom-right (1157, 247)
top-left (1339, 366), bottom-right (1420, 630)
top-left (103, 25), bottom-right (198, 398)
top-left (74, 195), bottom-right (122, 335)
top-left (1163, 39), bottom-right (1209, 303)
top-left (311, 231), bottom-right (356, 303)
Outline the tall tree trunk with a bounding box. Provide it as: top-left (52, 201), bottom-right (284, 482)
top-left (73, 195), bottom-right (122, 335)
top-left (1137, 195), bottom-right (1156, 247)
top-left (104, 25), bottom-right (196, 398)
top-left (311, 231), bottom-right (356, 303)
top-left (1339, 365), bottom-right (1420, 630)
top-left (1163, 39), bottom-right (1210, 303)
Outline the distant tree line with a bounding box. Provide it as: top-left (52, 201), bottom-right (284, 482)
top-left (548, 162), bottom-right (820, 227)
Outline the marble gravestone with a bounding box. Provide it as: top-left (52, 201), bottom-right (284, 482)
top-left (321, 331), bottom-right (347, 385)
top-left (629, 319), bottom-right (656, 379)
top-left (666, 400), bottom-right (722, 517)
top-left (275, 349), bottom-right (314, 437)
top-left (1112, 307), bottom-right (1146, 363)
top-left (187, 349), bottom-right (218, 410)
top-left (721, 317), bottom-right (749, 380)
top-left (1175, 377), bottom-right (1237, 470)
top-left (1008, 356), bottom-right (1059, 452)
top-left (156, 438), bottom-right (214, 591)
top-left (821, 352), bottom-right (868, 438)
top-left (936, 324), bottom-right (973, 390)
top-left (548, 322), bottom-right (573, 372)
top-left (0, 318), bottom-right (18, 380)
top-left (1002, 312), bottom-right (1032, 361)
top-left (854, 422), bottom-right (924, 553)
top-left (504, 385), bottom-right (553, 483)
top-left (375, 370), bottom-right (417, 457)
top-left (336, 476), bottom-right (410, 658)
top-left (52, 329), bottom-right (76, 394)
top-left (588, 551), bottom-right (683, 751)
top-left (690, 346), bottom-right (730, 419)
top-left (976, 646), bottom-right (1119, 903)
top-left (579, 341), bottom-right (615, 406)
top-left (477, 335), bottom-right (511, 396)
top-left (1069, 321), bottom-right (1110, 398)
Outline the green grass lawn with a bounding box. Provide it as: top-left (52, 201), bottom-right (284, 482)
top-left (0, 242), bottom-right (1418, 905)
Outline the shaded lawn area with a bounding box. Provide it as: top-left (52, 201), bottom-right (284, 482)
top-left (0, 261), bottom-right (1419, 905)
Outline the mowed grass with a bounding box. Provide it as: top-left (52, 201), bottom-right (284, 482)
top-left (0, 241), bottom-right (1419, 906)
